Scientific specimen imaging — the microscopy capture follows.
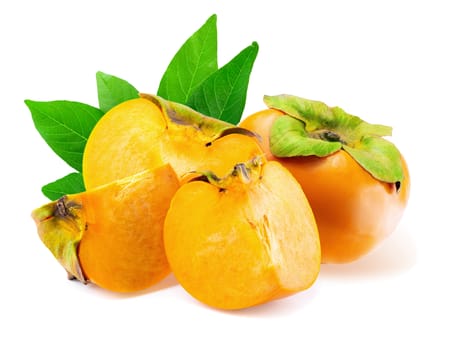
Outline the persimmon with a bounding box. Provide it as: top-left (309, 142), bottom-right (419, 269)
top-left (83, 94), bottom-right (263, 190)
top-left (31, 164), bottom-right (179, 293)
top-left (164, 156), bottom-right (321, 310)
top-left (240, 94), bottom-right (410, 263)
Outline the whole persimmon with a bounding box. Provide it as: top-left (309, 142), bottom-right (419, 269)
top-left (240, 95), bottom-right (410, 263)
top-left (83, 94), bottom-right (263, 190)
top-left (164, 156), bottom-right (321, 310)
top-left (31, 164), bottom-right (179, 292)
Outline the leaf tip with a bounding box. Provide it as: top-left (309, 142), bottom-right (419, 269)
top-left (209, 13), bottom-right (217, 22)
top-left (96, 70), bottom-right (107, 81)
top-left (24, 99), bottom-right (38, 111)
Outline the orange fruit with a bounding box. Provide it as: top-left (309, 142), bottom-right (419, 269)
top-left (164, 157), bottom-right (321, 310)
top-left (32, 164), bottom-right (179, 293)
top-left (83, 94), bottom-right (263, 190)
top-left (240, 103), bottom-right (410, 263)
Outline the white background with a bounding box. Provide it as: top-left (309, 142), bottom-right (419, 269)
top-left (1, 0), bottom-right (448, 349)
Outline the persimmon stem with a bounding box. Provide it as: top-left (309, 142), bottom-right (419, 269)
top-left (309, 130), bottom-right (346, 144)
top-left (233, 163), bottom-right (251, 183)
top-left (186, 156), bottom-right (265, 189)
top-left (56, 196), bottom-right (69, 217)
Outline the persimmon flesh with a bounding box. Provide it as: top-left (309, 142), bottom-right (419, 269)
top-left (83, 95), bottom-right (263, 190)
top-left (240, 101), bottom-right (410, 263)
top-left (164, 158), bottom-right (321, 310)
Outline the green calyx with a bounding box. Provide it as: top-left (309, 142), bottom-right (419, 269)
top-left (31, 196), bottom-right (87, 283)
top-left (188, 156), bottom-right (264, 189)
top-left (141, 94), bottom-right (258, 142)
top-left (266, 94), bottom-right (404, 184)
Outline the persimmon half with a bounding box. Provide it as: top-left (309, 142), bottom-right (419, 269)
top-left (164, 157), bottom-right (321, 310)
top-left (31, 164), bottom-right (179, 292)
top-left (240, 95), bottom-right (410, 263)
top-left (83, 94), bottom-right (263, 190)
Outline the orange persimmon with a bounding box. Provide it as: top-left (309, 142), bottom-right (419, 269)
top-left (164, 157), bottom-right (321, 310)
top-left (240, 95), bottom-right (410, 263)
top-left (83, 94), bottom-right (263, 190)
top-left (32, 164), bottom-right (179, 293)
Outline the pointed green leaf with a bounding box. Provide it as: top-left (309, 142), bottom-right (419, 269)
top-left (343, 137), bottom-right (404, 183)
top-left (187, 42), bottom-right (259, 124)
top-left (25, 100), bottom-right (103, 171)
top-left (157, 14), bottom-right (218, 104)
top-left (96, 71), bottom-right (139, 113)
top-left (270, 115), bottom-right (341, 157)
top-left (42, 172), bottom-right (85, 201)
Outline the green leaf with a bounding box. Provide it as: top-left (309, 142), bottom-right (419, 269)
top-left (96, 71), bottom-right (139, 113)
top-left (343, 137), bottom-right (404, 183)
top-left (187, 42), bottom-right (259, 124)
top-left (42, 172), bottom-right (85, 200)
top-left (270, 115), bottom-right (341, 157)
top-left (25, 100), bottom-right (103, 172)
top-left (157, 14), bottom-right (218, 104)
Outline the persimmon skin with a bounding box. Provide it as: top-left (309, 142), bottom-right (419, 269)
top-left (78, 164), bottom-right (179, 292)
top-left (240, 109), bottom-right (410, 263)
top-left (31, 164), bottom-right (179, 292)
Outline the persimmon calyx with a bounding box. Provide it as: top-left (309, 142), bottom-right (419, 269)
top-left (32, 196), bottom-right (87, 283)
top-left (265, 94), bottom-right (404, 184)
top-left (140, 93), bottom-right (257, 144)
top-left (187, 155), bottom-right (265, 190)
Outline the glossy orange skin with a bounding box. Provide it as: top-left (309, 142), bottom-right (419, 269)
top-left (240, 109), bottom-right (410, 263)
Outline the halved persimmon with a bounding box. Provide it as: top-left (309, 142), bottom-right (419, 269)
top-left (83, 95), bottom-right (263, 190)
top-left (164, 157), bottom-right (321, 310)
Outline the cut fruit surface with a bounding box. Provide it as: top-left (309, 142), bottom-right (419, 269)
top-left (164, 158), bottom-right (320, 310)
top-left (83, 95), bottom-right (263, 190)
